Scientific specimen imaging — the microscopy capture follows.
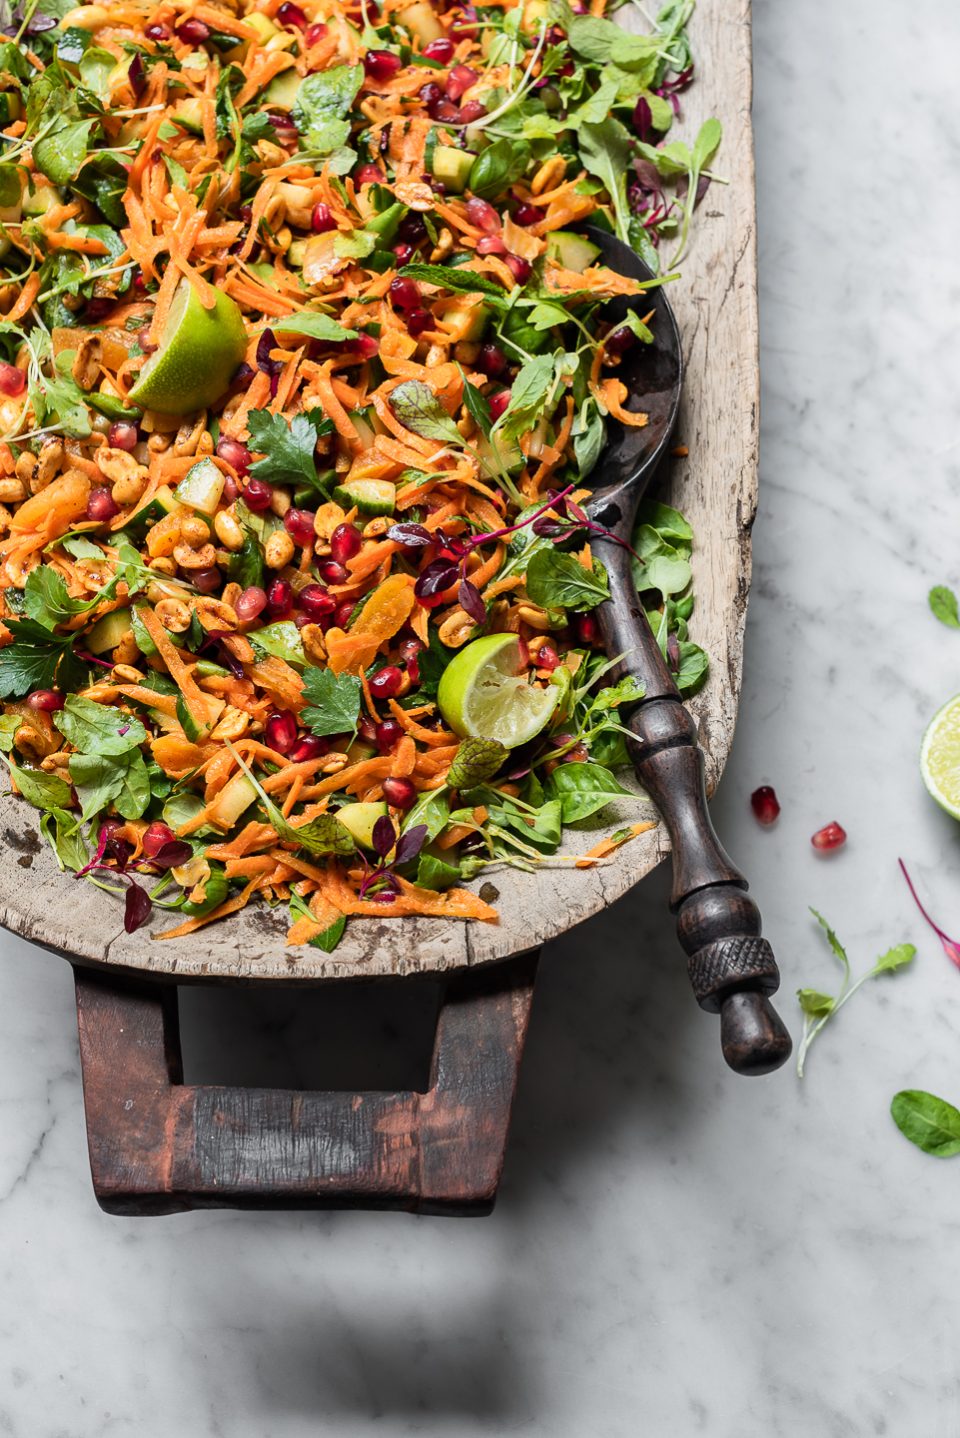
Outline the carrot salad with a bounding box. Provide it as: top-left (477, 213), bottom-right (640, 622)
top-left (0, 0), bottom-right (712, 949)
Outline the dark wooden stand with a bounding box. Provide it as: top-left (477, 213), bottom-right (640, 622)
top-left (73, 952), bottom-right (538, 1217)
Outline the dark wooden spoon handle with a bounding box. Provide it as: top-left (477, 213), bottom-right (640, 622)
top-left (594, 537), bottom-right (791, 1075)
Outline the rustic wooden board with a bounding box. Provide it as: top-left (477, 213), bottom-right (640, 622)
top-left (0, 0), bottom-right (758, 983)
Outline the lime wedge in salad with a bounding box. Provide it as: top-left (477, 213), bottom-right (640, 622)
top-left (437, 633), bottom-right (558, 747)
top-left (921, 693), bottom-right (960, 820)
top-left (128, 279), bottom-right (247, 415)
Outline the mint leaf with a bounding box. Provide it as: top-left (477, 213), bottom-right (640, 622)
top-left (398, 264), bottom-right (506, 300)
top-left (54, 695), bottom-right (146, 755)
top-left (301, 667), bottom-right (361, 738)
top-left (273, 313), bottom-right (358, 344)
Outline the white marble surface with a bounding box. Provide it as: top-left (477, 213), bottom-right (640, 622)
top-left (3, 2), bottom-right (960, 1433)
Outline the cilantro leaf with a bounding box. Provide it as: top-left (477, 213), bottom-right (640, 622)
top-left (292, 64), bottom-right (363, 154)
top-left (246, 408), bottom-right (328, 489)
top-left (301, 667), bottom-right (361, 738)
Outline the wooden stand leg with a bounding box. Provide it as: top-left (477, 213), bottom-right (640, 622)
top-left (73, 952), bottom-right (538, 1217)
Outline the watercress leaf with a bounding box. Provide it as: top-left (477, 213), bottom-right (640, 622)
top-left (39, 806), bottom-right (88, 872)
top-left (873, 942), bottom-right (917, 974)
top-left (54, 695), bottom-right (146, 755)
top-left (548, 761), bottom-right (636, 823)
top-left (291, 64), bottom-right (363, 153)
top-left (929, 585), bottom-right (960, 629)
top-left (890, 1090), bottom-right (960, 1158)
top-left (639, 499), bottom-right (693, 548)
top-left (448, 737), bottom-right (508, 791)
top-left (389, 379), bottom-right (464, 446)
top-left (58, 534), bottom-right (104, 562)
top-left (246, 408), bottom-right (328, 489)
top-left (797, 988), bottom-right (836, 1018)
top-left (9, 762), bottom-right (72, 810)
top-left (637, 550), bottom-right (692, 598)
top-left (525, 548), bottom-right (610, 612)
top-left (398, 264), bottom-right (507, 300)
top-left (250, 620), bottom-right (305, 668)
top-left (273, 313), bottom-right (358, 344)
top-left (301, 666), bottom-right (361, 738)
top-left (523, 299), bottom-right (571, 332)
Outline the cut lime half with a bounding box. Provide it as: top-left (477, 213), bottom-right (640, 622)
top-left (128, 279), bottom-right (247, 415)
top-left (921, 693), bottom-right (960, 820)
top-left (437, 633), bottom-right (558, 747)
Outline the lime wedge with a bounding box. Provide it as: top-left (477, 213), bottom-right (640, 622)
top-left (921, 693), bottom-right (960, 820)
top-left (437, 633), bottom-right (558, 747)
top-left (128, 280), bottom-right (247, 415)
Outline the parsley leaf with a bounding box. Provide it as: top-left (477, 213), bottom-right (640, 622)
top-left (301, 667), bottom-right (362, 738)
top-left (246, 408), bottom-right (329, 490)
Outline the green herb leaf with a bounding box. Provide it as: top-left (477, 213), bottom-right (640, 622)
top-left (448, 737), bottom-right (508, 790)
top-left (227, 532), bottom-right (264, 591)
top-left (548, 761), bottom-right (635, 823)
top-left (9, 762), bottom-right (73, 811)
top-left (291, 64), bottom-right (363, 154)
top-left (398, 264), bottom-right (506, 300)
top-left (273, 313), bottom-right (358, 344)
top-left (873, 942), bottom-right (917, 974)
top-left (416, 852), bottom-right (460, 892)
top-left (69, 749), bottom-right (150, 823)
top-left (0, 618), bottom-right (76, 699)
top-left (577, 118), bottom-right (633, 244)
top-left (401, 787), bottom-right (451, 844)
top-left (33, 118), bottom-right (96, 186)
top-left (301, 666), bottom-right (361, 738)
top-left (54, 695), bottom-right (146, 755)
top-left (929, 585), bottom-right (960, 628)
top-left (40, 806), bottom-right (88, 872)
top-left (810, 907), bottom-right (850, 974)
top-left (796, 989), bottom-right (836, 1018)
top-left (525, 548), bottom-right (610, 612)
top-left (246, 408), bottom-right (328, 490)
top-left (288, 890), bottom-right (347, 950)
top-left (467, 137), bottom-right (532, 199)
top-left (0, 712), bottom-right (19, 753)
top-left (890, 1090), bottom-right (960, 1158)
top-left (250, 620), bottom-right (305, 668)
top-left (389, 380), bottom-right (464, 446)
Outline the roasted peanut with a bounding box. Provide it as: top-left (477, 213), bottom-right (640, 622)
top-left (210, 705), bottom-right (249, 741)
top-left (300, 623), bottom-right (326, 665)
top-left (172, 542), bottom-right (217, 570)
top-left (264, 530), bottom-right (295, 568)
top-left (214, 510), bottom-right (245, 551)
top-left (154, 597), bottom-right (191, 632)
top-left (180, 514), bottom-right (211, 548)
top-left (0, 477), bottom-right (26, 503)
top-left (111, 472), bottom-right (148, 507)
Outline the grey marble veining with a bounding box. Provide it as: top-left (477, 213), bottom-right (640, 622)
top-left (3, 2), bottom-right (960, 1434)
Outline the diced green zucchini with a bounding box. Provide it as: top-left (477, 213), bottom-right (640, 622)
top-left (437, 295), bottom-right (489, 343)
top-left (147, 707), bottom-right (180, 735)
top-left (264, 68), bottom-right (301, 108)
top-left (177, 693), bottom-right (211, 743)
top-left (129, 483), bottom-right (181, 534)
top-left (209, 772), bottom-right (258, 832)
top-left (86, 607), bottom-right (132, 656)
top-left (23, 182), bottom-right (59, 217)
top-left (174, 457), bottom-right (225, 516)
top-left (476, 431), bottom-right (523, 476)
top-left (286, 239), bottom-right (307, 268)
top-left (171, 97), bottom-right (204, 134)
top-left (246, 10), bottom-right (280, 44)
top-left (333, 478), bottom-right (396, 516)
top-left (546, 230), bottom-right (601, 274)
top-left (180, 52), bottom-right (209, 73)
top-left (348, 407), bottom-right (378, 453)
top-left (431, 146), bottom-right (476, 194)
top-left (0, 92), bottom-right (22, 124)
top-left (337, 802), bottom-right (388, 849)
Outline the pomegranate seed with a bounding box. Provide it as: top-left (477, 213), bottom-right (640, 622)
top-left (84, 296), bottom-right (114, 322)
top-left (513, 202), bottom-right (544, 226)
top-left (364, 49), bottom-right (402, 83)
top-left (330, 522), bottom-right (362, 564)
top-left (221, 474), bottom-right (239, 504)
top-left (319, 559), bottom-right (348, 585)
top-left (422, 37), bottom-right (453, 62)
top-left (99, 817), bottom-right (125, 845)
top-left (267, 578), bottom-right (293, 617)
top-left (476, 234), bottom-right (506, 256)
top-left (376, 719), bottom-right (402, 753)
top-left (505, 254), bottom-right (531, 283)
top-left (358, 715), bottom-right (378, 745)
top-left (216, 436), bottom-right (251, 473)
top-left (389, 275), bottom-right (422, 312)
top-left (284, 508), bottom-right (317, 547)
top-left (276, 1), bottom-right (307, 27)
top-left (265, 710), bottom-right (298, 754)
top-left (309, 201), bottom-right (336, 234)
top-left (27, 688), bottom-right (64, 712)
top-left (290, 734), bottom-right (329, 762)
top-left (445, 64), bottom-right (477, 100)
top-left (812, 821), bottom-right (847, 852)
top-left (536, 643), bottom-right (559, 671)
top-left (298, 584), bottom-right (335, 620)
top-left (369, 665), bottom-right (403, 699)
top-left (576, 613), bottom-right (599, 645)
top-left (419, 81), bottom-right (444, 115)
top-left (604, 326), bottom-right (636, 359)
top-left (144, 21), bottom-right (169, 39)
top-left (192, 567), bottom-right (221, 594)
top-left (750, 785), bottom-right (780, 826)
top-left (406, 307), bottom-right (431, 338)
top-left (107, 420), bottom-right (138, 451)
top-left (477, 343), bottom-right (507, 378)
top-left (176, 18), bottom-right (209, 43)
top-left (334, 599), bottom-right (356, 627)
top-left (242, 476), bottom-right (273, 511)
top-left (383, 775), bottom-right (416, 809)
top-left (465, 197), bottom-right (499, 233)
top-left (86, 486), bottom-right (119, 522)
top-left (305, 21), bottom-right (327, 45)
top-left (0, 363), bottom-right (25, 397)
top-left (355, 162), bottom-right (384, 187)
top-left (348, 333), bottom-right (379, 360)
top-left (449, 6), bottom-right (478, 37)
top-left (487, 389), bottom-right (511, 420)
top-left (392, 242), bottom-right (415, 265)
top-left (432, 99), bottom-right (461, 123)
top-left (457, 100), bottom-right (487, 124)
top-left (235, 585), bottom-right (268, 622)
top-left (142, 822), bottom-right (176, 858)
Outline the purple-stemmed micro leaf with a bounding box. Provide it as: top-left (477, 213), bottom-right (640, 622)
top-left (414, 558), bottom-right (459, 600)
top-left (128, 52), bottom-right (146, 98)
top-left (666, 632), bottom-right (681, 672)
top-left (124, 880), bottom-right (152, 934)
top-left (256, 328), bottom-right (282, 396)
top-left (145, 840), bottom-right (194, 871)
top-left (900, 860), bottom-right (960, 970)
top-left (532, 515), bottom-right (569, 538)
top-left (372, 814), bottom-right (397, 860)
top-left (386, 522), bottom-right (433, 549)
top-left (458, 578), bottom-right (486, 625)
top-left (394, 824), bottom-right (428, 867)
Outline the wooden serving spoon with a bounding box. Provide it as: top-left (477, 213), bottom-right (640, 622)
top-left (581, 227), bottom-right (791, 1075)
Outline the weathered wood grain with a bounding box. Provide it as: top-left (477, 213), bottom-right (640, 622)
top-left (0, 0), bottom-right (758, 983)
